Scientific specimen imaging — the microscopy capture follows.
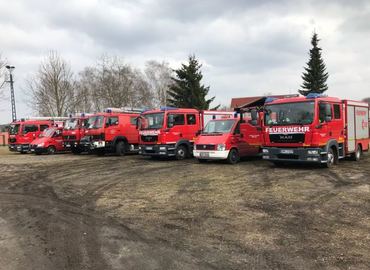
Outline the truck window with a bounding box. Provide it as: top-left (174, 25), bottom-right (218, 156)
top-left (40, 124), bottom-right (49, 131)
top-left (319, 103), bottom-right (332, 123)
top-left (107, 116), bottom-right (119, 126)
top-left (186, 114), bottom-right (196, 125)
top-left (130, 117), bottom-right (137, 125)
top-left (168, 114), bottom-right (185, 127)
top-left (23, 124), bottom-right (38, 134)
top-left (333, 104), bottom-right (341, 119)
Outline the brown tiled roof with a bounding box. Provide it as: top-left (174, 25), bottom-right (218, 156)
top-left (230, 94), bottom-right (299, 108)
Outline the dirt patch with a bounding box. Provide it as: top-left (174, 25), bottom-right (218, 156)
top-left (0, 152), bottom-right (369, 269)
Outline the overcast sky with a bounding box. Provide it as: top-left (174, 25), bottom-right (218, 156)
top-left (0, 0), bottom-right (369, 123)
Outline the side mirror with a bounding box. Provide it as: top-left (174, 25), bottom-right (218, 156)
top-left (251, 120), bottom-right (258, 126)
top-left (167, 115), bottom-right (174, 128)
top-left (251, 109), bottom-right (258, 121)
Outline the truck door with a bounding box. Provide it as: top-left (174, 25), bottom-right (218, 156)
top-left (23, 124), bottom-right (38, 144)
top-left (231, 122), bottom-right (248, 156)
top-left (185, 113), bottom-right (199, 141)
top-left (105, 116), bottom-right (119, 142)
top-left (166, 113), bottom-right (185, 142)
top-left (127, 115), bottom-right (139, 144)
top-left (53, 130), bottom-right (64, 150)
top-left (240, 121), bottom-right (262, 156)
top-left (331, 103), bottom-right (344, 143)
top-left (317, 102), bottom-right (333, 146)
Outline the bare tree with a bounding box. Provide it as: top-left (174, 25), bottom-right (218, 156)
top-left (77, 55), bottom-right (154, 111)
top-left (144, 60), bottom-right (172, 107)
top-left (29, 51), bottom-right (77, 116)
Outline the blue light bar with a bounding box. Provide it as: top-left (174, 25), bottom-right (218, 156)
top-left (265, 97), bottom-right (278, 103)
top-left (306, 93), bottom-right (324, 99)
top-left (160, 106), bottom-right (178, 111)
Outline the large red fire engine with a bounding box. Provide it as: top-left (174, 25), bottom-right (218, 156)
top-left (8, 117), bottom-right (65, 153)
top-left (138, 107), bottom-right (235, 159)
top-left (62, 114), bottom-right (90, 154)
top-left (193, 108), bottom-right (263, 164)
top-left (81, 108), bottom-right (141, 156)
top-left (261, 94), bottom-right (370, 167)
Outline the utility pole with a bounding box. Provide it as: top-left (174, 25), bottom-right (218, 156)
top-left (6, 65), bottom-right (16, 122)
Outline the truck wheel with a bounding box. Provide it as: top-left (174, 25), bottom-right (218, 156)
top-left (324, 147), bottom-right (336, 168)
top-left (227, 149), bottom-right (239, 164)
top-left (71, 148), bottom-right (82, 155)
top-left (175, 145), bottom-right (188, 160)
top-left (351, 145), bottom-right (362, 161)
top-left (47, 146), bottom-right (56, 155)
top-left (116, 141), bottom-right (126, 156)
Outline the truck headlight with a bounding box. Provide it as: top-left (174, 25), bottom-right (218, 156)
top-left (217, 144), bottom-right (226, 151)
top-left (262, 149), bottom-right (269, 153)
top-left (308, 150), bottom-right (319, 155)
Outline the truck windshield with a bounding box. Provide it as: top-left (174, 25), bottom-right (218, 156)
top-left (203, 119), bottom-right (236, 134)
top-left (64, 118), bottom-right (78, 129)
top-left (40, 128), bottom-right (54, 138)
top-left (87, 116), bottom-right (104, 129)
top-left (141, 113), bottom-right (164, 129)
top-left (9, 124), bottom-right (20, 135)
top-left (264, 101), bottom-right (315, 126)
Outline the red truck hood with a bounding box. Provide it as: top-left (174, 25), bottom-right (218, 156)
top-left (31, 137), bottom-right (51, 145)
top-left (195, 133), bottom-right (230, 145)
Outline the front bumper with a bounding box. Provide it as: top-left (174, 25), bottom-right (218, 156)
top-left (139, 144), bottom-right (176, 157)
top-left (8, 144), bottom-right (30, 153)
top-left (30, 146), bottom-right (47, 154)
top-left (193, 150), bottom-right (230, 160)
top-left (262, 147), bottom-right (327, 163)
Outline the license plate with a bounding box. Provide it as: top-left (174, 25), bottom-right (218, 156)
top-left (65, 144), bottom-right (71, 148)
top-left (146, 146), bottom-right (153, 150)
top-left (200, 152), bottom-right (210, 157)
top-left (280, 149), bottom-right (294, 154)
top-left (30, 149), bottom-right (35, 152)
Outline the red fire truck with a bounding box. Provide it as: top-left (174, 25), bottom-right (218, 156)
top-left (30, 127), bottom-right (65, 155)
top-left (8, 117), bottom-right (65, 153)
top-left (261, 94), bottom-right (370, 167)
top-left (138, 107), bottom-right (235, 159)
top-left (62, 114), bottom-right (90, 154)
top-left (193, 109), bottom-right (263, 164)
top-left (81, 108), bottom-right (141, 156)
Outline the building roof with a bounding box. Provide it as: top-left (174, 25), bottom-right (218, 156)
top-left (230, 94), bottom-right (299, 108)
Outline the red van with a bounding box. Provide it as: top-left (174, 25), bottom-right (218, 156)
top-left (30, 127), bottom-right (65, 155)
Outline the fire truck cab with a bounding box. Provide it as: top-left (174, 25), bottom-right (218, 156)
top-left (81, 108), bottom-right (141, 156)
top-left (193, 109), bottom-right (263, 164)
top-left (262, 94), bottom-right (370, 167)
top-left (138, 107), bottom-right (235, 159)
top-left (8, 118), bottom-right (61, 153)
top-left (30, 127), bottom-right (65, 155)
top-left (62, 114), bottom-right (89, 154)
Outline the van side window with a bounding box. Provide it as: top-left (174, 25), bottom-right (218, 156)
top-left (130, 117), bottom-right (137, 125)
top-left (168, 114), bottom-right (185, 127)
top-left (186, 114), bottom-right (196, 125)
top-left (319, 103), bottom-right (332, 123)
top-left (107, 117), bottom-right (119, 126)
top-left (40, 125), bottom-right (49, 131)
top-left (333, 104), bottom-right (341, 119)
top-left (23, 125), bottom-right (38, 134)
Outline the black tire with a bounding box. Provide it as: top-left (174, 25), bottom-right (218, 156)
top-left (115, 141), bottom-right (126, 156)
top-left (351, 145), bottom-right (362, 161)
top-left (47, 146), bottom-right (56, 155)
top-left (323, 147), bottom-right (336, 168)
top-left (227, 149), bottom-right (240, 164)
top-left (175, 145), bottom-right (188, 160)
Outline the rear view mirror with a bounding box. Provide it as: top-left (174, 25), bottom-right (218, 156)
top-left (251, 109), bottom-right (258, 121)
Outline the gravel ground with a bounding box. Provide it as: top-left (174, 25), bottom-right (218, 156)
top-left (0, 147), bottom-right (369, 270)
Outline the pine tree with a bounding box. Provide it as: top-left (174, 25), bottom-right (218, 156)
top-left (299, 33), bottom-right (329, 96)
top-left (167, 55), bottom-right (218, 109)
